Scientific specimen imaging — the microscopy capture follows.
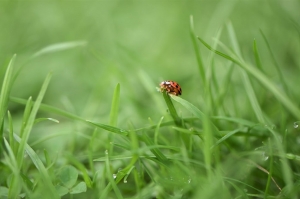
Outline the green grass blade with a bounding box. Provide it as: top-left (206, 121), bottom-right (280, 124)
top-left (162, 91), bottom-right (181, 126)
top-left (266, 127), bottom-right (295, 198)
top-left (20, 97), bottom-right (33, 137)
top-left (141, 133), bottom-right (169, 164)
top-left (108, 83), bottom-right (120, 152)
top-left (0, 55), bottom-right (16, 155)
top-left (154, 116), bottom-right (164, 145)
top-left (0, 54), bottom-right (15, 124)
top-left (197, 36), bottom-right (300, 120)
top-left (10, 96), bottom-right (129, 136)
top-left (16, 73), bottom-right (52, 168)
top-left (109, 83), bottom-right (120, 127)
top-left (3, 137), bottom-right (21, 199)
top-left (190, 15), bottom-right (205, 86)
top-left (211, 128), bottom-right (244, 149)
top-left (260, 30), bottom-right (290, 97)
top-left (170, 95), bottom-right (219, 133)
top-left (253, 39), bottom-right (263, 71)
top-left (14, 134), bottom-right (59, 199)
top-left (264, 138), bottom-right (273, 198)
top-left (162, 92), bottom-right (190, 149)
top-left (7, 111), bottom-right (15, 154)
top-left (104, 151), bottom-right (123, 199)
top-left (65, 155), bottom-right (93, 188)
top-left (31, 41), bottom-right (87, 59)
top-left (227, 22), bottom-right (265, 123)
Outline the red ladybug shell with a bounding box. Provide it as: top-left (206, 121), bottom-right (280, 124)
top-left (160, 80), bottom-right (182, 96)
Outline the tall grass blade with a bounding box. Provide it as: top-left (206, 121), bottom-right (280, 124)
top-left (227, 22), bottom-right (265, 123)
top-left (0, 54), bottom-right (16, 155)
top-left (260, 30), bottom-right (290, 97)
top-left (105, 152), bottom-right (123, 199)
top-left (197, 36), bottom-right (300, 120)
top-left (7, 111), bottom-right (15, 154)
top-left (170, 95), bottom-right (219, 133)
top-left (162, 92), bottom-right (181, 126)
top-left (16, 73), bottom-right (52, 168)
top-left (253, 39), bottom-right (263, 71)
top-left (109, 83), bottom-right (120, 127)
top-left (20, 97), bottom-right (33, 137)
top-left (190, 15), bottom-right (205, 86)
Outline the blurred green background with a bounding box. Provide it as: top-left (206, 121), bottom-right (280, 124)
top-left (2, 0), bottom-right (300, 151)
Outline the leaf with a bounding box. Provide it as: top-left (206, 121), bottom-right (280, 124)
top-left (70, 182), bottom-right (87, 194)
top-left (55, 185), bottom-right (69, 197)
top-left (58, 165), bottom-right (78, 189)
top-left (0, 186), bottom-right (9, 197)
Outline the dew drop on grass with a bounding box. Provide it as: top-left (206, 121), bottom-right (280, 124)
top-left (262, 152), bottom-right (269, 161)
top-left (105, 150), bottom-right (108, 155)
top-left (124, 179), bottom-right (127, 183)
top-left (113, 174), bottom-right (117, 179)
top-left (188, 179), bottom-right (191, 184)
top-left (294, 122), bottom-right (299, 129)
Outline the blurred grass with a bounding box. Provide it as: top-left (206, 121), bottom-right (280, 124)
top-left (1, 1), bottom-right (300, 198)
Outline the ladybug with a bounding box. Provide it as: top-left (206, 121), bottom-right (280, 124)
top-left (160, 80), bottom-right (182, 96)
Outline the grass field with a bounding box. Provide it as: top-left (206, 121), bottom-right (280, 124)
top-left (1, 1), bottom-right (300, 199)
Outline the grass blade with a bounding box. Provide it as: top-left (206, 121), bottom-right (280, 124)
top-left (253, 39), bottom-right (263, 71)
top-left (0, 55), bottom-right (16, 155)
top-left (162, 91), bottom-right (181, 126)
top-left (170, 95), bottom-right (219, 133)
top-left (190, 15), bottom-right (205, 86)
top-left (31, 41), bottom-right (87, 59)
top-left (197, 36), bottom-right (300, 120)
top-left (14, 134), bottom-right (59, 199)
top-left (109, 83), bottom-right (120, 127)
top-left (16, 73), bottom-right (52, 168)
top-left (3, 137), bottom-right (21, 199)
top-left (10, 96), bottom-right (129, 136)
top-left (227, 22), bottom-right (265, 123)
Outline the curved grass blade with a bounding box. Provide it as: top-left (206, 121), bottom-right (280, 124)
top-left (31, 41), bottom-right (87, 59)
top-left (170, 95), bottom-right (219, 134)
top-left (12, 41), bottom-right (87, 84)
top-left (10, 97), bottom-right (129, 136)
top-left (226, 22), bottom-right (265, 124)
top-left (260, 30), bottom-right (290, 97)
top-left (197, 36), bottom-right (300, 120)
top-left (190, 15), bottom-right (205, 86)
top-left (211, 128), bottom-right (245, 149)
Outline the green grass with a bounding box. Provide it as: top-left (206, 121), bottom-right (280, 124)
top-left (1, 1), bottom-right (300, 199)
